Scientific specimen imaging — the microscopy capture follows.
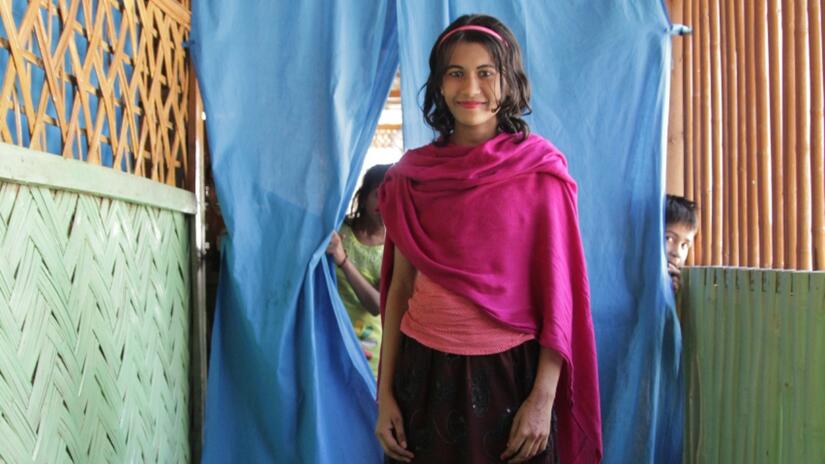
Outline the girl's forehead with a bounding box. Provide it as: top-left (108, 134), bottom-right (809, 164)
top-left (444, 41), bottom-right (496, 65)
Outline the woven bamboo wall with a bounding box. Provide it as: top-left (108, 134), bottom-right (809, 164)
top-left (667, 0), bottom-right (825, 271)
top-left (682, 267), bottom-right (825, 463)
top-left (0, 0), bottom-right (192, 187)
top-left (0, 145), bottom-right (192, 463)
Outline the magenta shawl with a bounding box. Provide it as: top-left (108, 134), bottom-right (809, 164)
top-left (378, 132), bottom-right (602, 463)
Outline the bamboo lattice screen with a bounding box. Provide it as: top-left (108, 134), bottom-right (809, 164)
top-left (0, 0), bottom-right (192, 187)
top-left (668, 0), bottom-right (825, 271)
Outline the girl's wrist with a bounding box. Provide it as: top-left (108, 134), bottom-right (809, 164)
top-left (525, 388), bottom-right (556, 414)
top-left (378, 378), bottom-right (394, 397)
top-left (336, 253), bottom-right (348, 267)
top-left (528, 386), bottom-right (556, 403)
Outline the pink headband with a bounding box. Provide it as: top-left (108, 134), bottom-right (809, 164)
top-left (438, 25), bottom-right (506, 46)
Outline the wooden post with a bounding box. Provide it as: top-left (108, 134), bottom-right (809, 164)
top-left (796, 0), bottom-right (812, 270)
top-left (701, 0), bottom-right (713, 265)
top-left (693, 0), bottom-right (704, 264)
top-left (726, 0), bottom-right (741, 266)
top-left (668, 0), bottom-right (686, 196)
top-left (720, 0), bottom-right (731, 264)
top-left (684, 0), bottom-right (695, 208)
top-left (810, 0), bottom-right (825, 270)
top-left (769, 0), bottom-right (785, 268)
top-left (784, 0), bottom-right (798, 269)
top-left (757, 0), bottom-right (773, 268)
top-left (186, 63), bottom-right (208, 463)
top-left (734, 2), bottom-right (752, 267)
top-left (746, 0), bottom-right (761, 266)
top-left (710, 0), bottom-right (724, 265)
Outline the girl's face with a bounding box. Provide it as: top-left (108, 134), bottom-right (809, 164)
top-left (364, 188), bottom-right (381, 223)
top-left (440, 41), bottom-right (502, 142)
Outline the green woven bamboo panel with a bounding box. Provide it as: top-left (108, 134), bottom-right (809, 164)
top-left (0, 181), bottom-right (190, 463)
top-left (682, 267), bottom-right (825, 464)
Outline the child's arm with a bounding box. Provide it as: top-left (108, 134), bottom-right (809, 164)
top-left (337, 256), bottom-right (381, 316)
top-left (326, 231), bottom-right (381, 315)
top-left (375, 247), bottom-right (416, 462)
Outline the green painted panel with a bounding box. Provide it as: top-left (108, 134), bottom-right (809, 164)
top-left (0, 143), bottom-right (196, 215)
top-left (683, 267), bottom-right (825, 464)
top-left (0, 180), bottom-right (190, 463)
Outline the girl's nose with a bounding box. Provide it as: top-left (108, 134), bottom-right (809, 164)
top-left (462, 75), bottom-right (481, 94)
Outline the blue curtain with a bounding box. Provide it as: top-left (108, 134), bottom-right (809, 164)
top-left (190, 2), bottom-right (398, 462)
top-left (192, 1), bottom-right (682, 462)
top-left (398, 2), bottom-right (682, 463)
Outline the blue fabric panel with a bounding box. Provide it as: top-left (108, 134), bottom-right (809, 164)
top-left (191, 1), bottom-right (398, 462)
top-left (397, 2), bottom-right (682, 463)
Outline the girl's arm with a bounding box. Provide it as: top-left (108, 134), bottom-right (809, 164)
top-left (337, 256), bottom-right (381, 316)
top-left (375, 247), bottom-right (416, 462)
top-left (501, 347), bottom-right (563, 463)
top-left (326, 232), bottom-right (381, 315)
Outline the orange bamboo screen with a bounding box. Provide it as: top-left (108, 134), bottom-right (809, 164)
top-left (0, 0), bottom-right (192, 187)
top-left (668, 0), bottom-right (825, 271)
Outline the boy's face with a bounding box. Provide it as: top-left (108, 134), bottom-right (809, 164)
top-left (666, 222), bottom-right (697, 267)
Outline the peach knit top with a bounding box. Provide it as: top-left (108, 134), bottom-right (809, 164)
top-left (400, 272), bottom-right (533, 355)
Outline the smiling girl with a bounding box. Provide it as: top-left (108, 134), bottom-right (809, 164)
top-left (375, 15), bottom-right (603, 464)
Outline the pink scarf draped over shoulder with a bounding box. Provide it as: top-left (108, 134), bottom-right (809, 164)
top-left (378, 132), bottom-right (603, 464)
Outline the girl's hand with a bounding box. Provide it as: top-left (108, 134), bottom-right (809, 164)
top-left (325, 232), bottom-right (347, 265)
top-left (375, 393), bottom-right (414, 462)
top-left (501, 392), bottom-right (554, 463)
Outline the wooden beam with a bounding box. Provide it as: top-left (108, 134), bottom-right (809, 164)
top-left (783, 0), bottom-right (799, 269)
top-left (757, 0), bottom-right (773, 268)
top-left (684, 0), bottom-right (695, 206)
top-left (710, 0), bottom-right (724, 265)
top-left (746, 0), bottom-right (761, 266)
top-left (725, 0), bottom-right (741, 266)
top-left (700, 0), bottom-right (712, 265)
top-left (810, 0), bottom-right (825, 270)
top-left (769, 0), bottom-right (785, 268)
top-left (735, 0), bottom-right (750, 266)
top-left (796, 0), bottom-right (812, 270)
top-left (721, 0), bottom-right (732, 264)
top-left (667, 0), bottom-right (686, 196)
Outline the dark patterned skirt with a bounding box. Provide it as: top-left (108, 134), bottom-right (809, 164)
top-left (386, 334), bottom-right (558, 464)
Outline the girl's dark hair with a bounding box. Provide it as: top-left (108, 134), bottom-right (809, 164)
top-left (423, 14), bottom-right (532, 145)
top-left (345, 163), bottom-right (392, 233)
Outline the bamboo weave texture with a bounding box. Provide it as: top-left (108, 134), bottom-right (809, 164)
top-left (0, 180), bottom-right (190, 463)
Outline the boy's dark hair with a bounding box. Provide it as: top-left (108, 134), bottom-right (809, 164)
top-left (345, 164), bottom-right (392, 233)
top-left (422, 14), bottom-right (532, 145)
top-left (665, 194), bottom-right (698, 230)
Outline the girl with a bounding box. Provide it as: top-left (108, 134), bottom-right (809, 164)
top-left (375, 15), bottom-right (602, 464)
top-left (327, 164), bottom-right (391, 378)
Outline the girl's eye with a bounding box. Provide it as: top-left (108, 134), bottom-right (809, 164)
top-left (447, 70), bottom-right (463, 78)
top-left (479, 70), bottom-right (495, 78)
